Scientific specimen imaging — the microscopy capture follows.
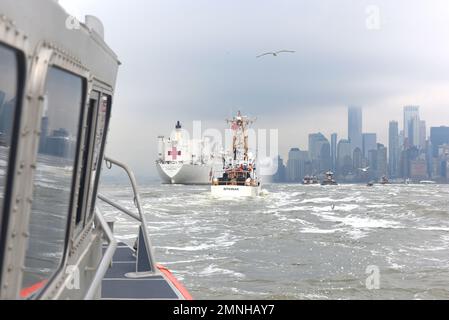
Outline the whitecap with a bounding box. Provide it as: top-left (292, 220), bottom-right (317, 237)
top-left (199, 264), bottom-right (245, 279)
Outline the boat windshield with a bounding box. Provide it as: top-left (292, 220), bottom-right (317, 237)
top-left (0, 43), bottom-right (19, 228)
top-left (21, 67), bottom-right (84, 296)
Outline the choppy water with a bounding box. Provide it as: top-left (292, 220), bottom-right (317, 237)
top-left (98, 182), bottom-right (449, 300)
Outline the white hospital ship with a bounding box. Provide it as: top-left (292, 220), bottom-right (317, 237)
top-left (156, 121), bottom-right (215, 185)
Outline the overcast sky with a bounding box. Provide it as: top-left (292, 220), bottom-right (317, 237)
top-left (59, 0), bottom-right (449, 177)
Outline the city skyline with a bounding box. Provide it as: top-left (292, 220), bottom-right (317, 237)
top-left (277, 105), bottom-right (449, 183)
top-left (278, 106), bottom-right (448, 156)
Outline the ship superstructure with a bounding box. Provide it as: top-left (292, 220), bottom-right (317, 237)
top-left (211, 111), bottom-right (261, 197)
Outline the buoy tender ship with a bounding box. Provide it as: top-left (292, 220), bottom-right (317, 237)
top-left (211, 112), bottom-right (261, 197)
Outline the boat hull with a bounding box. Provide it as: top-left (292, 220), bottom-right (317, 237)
top-left (211, 185), bottom-right (261, 197)
top-left (156, 162), bottom-right (212, 185)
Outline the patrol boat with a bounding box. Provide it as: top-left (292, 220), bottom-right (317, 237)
top-left (211, 112), bottom-right (261, 197)
top-left (0, 0), bottom-right (191, 300)
top-left (321, 171), bottom-right (338, 186)
top-left (303, 175), bottom-right (319, 185)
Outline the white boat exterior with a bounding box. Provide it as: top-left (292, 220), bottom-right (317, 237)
top-left (156, 162), bottom-right (213, 185)
top-left (211, 185), bottom-right (261, 197)
top-left (156, 121), bottom-right (216, 185)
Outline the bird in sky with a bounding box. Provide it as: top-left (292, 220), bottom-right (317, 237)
top-left (256, 50), bottom-right (296, 58)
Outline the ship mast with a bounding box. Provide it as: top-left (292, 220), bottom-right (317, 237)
top-left (226, 111), bottom-right (255, 163)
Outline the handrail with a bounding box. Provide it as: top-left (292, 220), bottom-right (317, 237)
top-left (98, 156), bottom-right (156, 273)
top-left (97, 193), bottom-right (141, 222)
top-left (84, 208), bottom-right (117, 300)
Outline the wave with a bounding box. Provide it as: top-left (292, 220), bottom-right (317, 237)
top-left (199, 264), bottom-right (245, 279)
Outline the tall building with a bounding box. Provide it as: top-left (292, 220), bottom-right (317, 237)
top-left (337, 139), bottom-right (352, 176)
top-left (0, 90), bottom-right (5, 107)
top-left (273, 156), bottom-right (286, 182)
top-left (376, 144), bottom-right (388, 178)
top-left (430, 126), bottom-right (449, 157)
top-left (419, 120), bottom-right (426, 150)
top-left (308, 133), bottom-right (330, 174)
top-left (353, 147), bottom-right (363, 170)
top-left (362, 133), bottom-right (377, 159)
top-left (308, 133), bottom-right (328, 160)
top-left (286, 148), bottom-right (302, 182)
top-left (320, 142), bottom-right (332, 173)
top-left (348, 106), bottom-right (363, 153)
top-left (0, 98), bottom-right (16, 144)
top-left (331, 133), bottom-right (337, 172)
top-left (388, 121), bottom-right (399, 178)
top-left (286, 148), bottom-right (308, 182)
top-left (403, 106), bottom-right (420, 147)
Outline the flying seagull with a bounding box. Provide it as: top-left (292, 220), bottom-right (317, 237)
top-left (256, 50), bottom-right (296, 58)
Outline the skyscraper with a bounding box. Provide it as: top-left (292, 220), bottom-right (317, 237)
top-left (389, 121), bottom-right (399, 178)
top-left (376, 143), bottom-right (388, 178)
top-left (362, 133), bottom-right (377, 159)
top-left (430, 126), bottom-right (449, 157)
top-left (353, 147), bottom-right (363, 170)
top-left (419, 120), bottom-right (427, 150)
top-left (337, 139), bottom-right (352, 176)
top-left (348, 106), bottom-right (362, 153)
top-left (308, 133), bottom-right (328, 160)
top-left (286, 148), bottom-right (308, 182)
top-left (273, 155), bottom-right (286, 182)
top-left (319, 142), bottom-right (331, 173)
top-left (331, 133), bottom-right (337, 172)
top-left (308, 133), bottom-right (330, 174)
top-left (403, 106), bottom-right (420, 147)
top-left (286, 148), bottom-right (302, 182)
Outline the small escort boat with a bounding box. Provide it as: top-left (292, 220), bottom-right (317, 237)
top-left (303, 175), bottom-right (319, 185)
top-left (321, 171), bottom-right (338, 186)
top-left (380, 176), bottom-right (390, 185)
top-left (211, 112), bottom-right (261, 197)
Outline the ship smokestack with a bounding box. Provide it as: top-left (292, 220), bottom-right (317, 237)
top-left (176, 121), bottom-right (182, 129)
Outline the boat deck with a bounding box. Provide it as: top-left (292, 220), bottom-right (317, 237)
top-left (101, 243), bottom-right (182, 300)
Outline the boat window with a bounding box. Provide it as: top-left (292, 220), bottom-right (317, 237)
top-left (75, 93), bottom-right (99, 227)
top-left (21, 67), bottom-right (84, 294)
top-left (86, 94), bottom-right (111, 222)
top-left (0, 43), bottom-right (19, 234)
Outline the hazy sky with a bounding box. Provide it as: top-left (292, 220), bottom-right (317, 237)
top-left (59, 0), bottom-right (449, 176)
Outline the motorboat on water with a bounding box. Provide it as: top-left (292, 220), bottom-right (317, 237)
top-left (380, 176), bottom-right (390, 185)
top-left (321, 171), bottom-right (338, 186)
top-left (0, 0), bottom-right (191, 300)
top-left (211, 111), bottom-right (261, 197)
top-left (303, 175), bottom-right (319, 185)
top-left (420, 180), bottom-right (436, 185)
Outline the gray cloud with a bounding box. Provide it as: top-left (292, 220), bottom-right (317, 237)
top-left (61, 0), bottom-right (449, 175)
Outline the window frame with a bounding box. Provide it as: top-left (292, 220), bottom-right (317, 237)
top-left (14, 44), bottom-right (92, 299)
top-left (22, 64), bottom-right (88, 298)
top-left (0, 42), bottom-right (27, 288)
top-left (74, 91), bottom-right (100, 233)
top-left (84, 92), bottom-right (112, 226)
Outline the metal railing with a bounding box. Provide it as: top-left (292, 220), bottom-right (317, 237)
top-left (97, 156), bottom-right (156, 274)
top-left (84, 208), bottom-right (117, 300)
